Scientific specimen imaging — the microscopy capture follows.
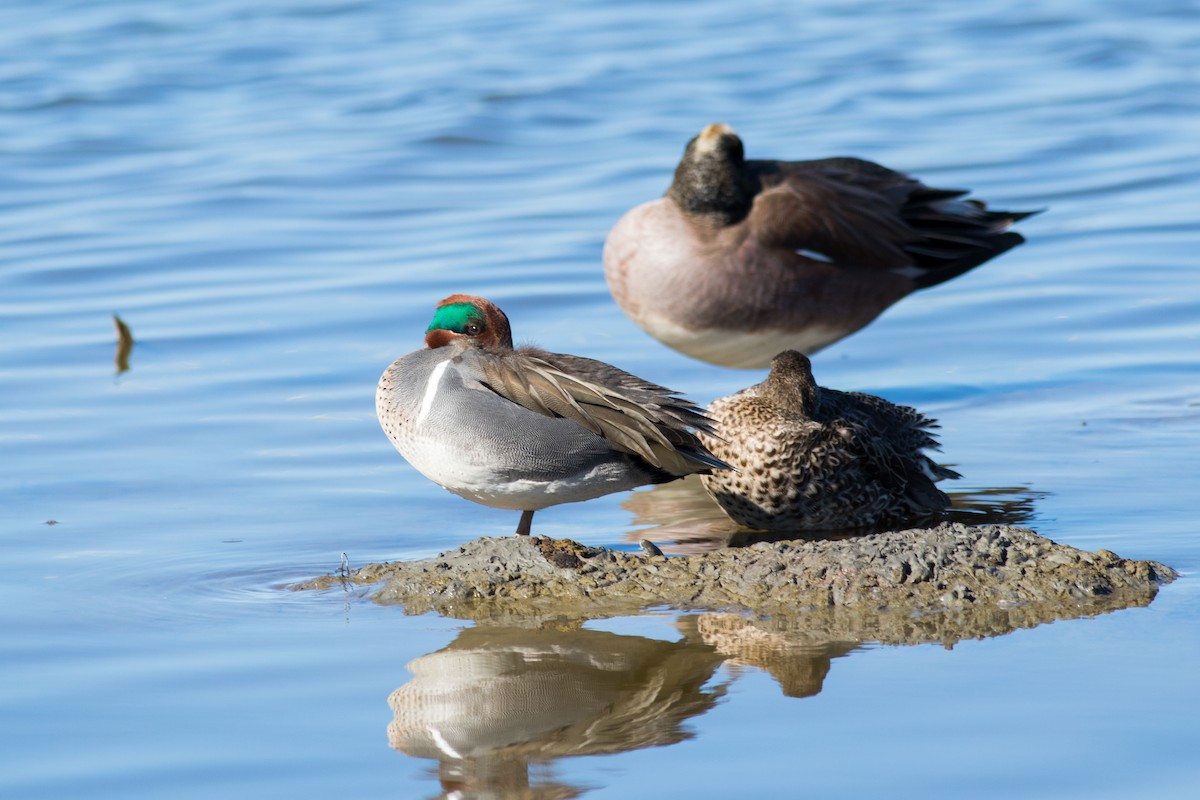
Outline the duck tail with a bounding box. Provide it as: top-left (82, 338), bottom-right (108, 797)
top-left (903, 196), bottom-right (1043, 290)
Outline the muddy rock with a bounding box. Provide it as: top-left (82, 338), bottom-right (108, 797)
top-left (297, 523), bottom-right (1175, 644)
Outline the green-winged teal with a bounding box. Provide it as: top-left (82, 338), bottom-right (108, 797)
top-left (376, 294), bottom-right (730, 536)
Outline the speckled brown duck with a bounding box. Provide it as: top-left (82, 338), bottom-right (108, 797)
top-left (698, 350), bottom-right (960, 531)
top-left (604, 123), bottom-right (1038, 368)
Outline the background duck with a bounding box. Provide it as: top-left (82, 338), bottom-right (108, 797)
top-left (376, 294), bottom-right (730, 536)
top-left (699, 350), bottom-right (960, 531)
top-left (604, 123), bottom-right (1038, 368)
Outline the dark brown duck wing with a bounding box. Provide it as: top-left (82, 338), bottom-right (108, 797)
top-left (746, 161), bottom-right (917, 268)
top-left (751, 156), bottom-right (1036, 283)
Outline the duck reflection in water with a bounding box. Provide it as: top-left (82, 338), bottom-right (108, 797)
top-left (387, 621), bottom-right (856, 797)
top-left (621, 475), bottom-right (1047, 555)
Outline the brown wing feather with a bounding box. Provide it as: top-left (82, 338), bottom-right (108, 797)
top-left (475, 347), bottom-right (727, 473)
top-left (747, 177), bottom-right (915, 268)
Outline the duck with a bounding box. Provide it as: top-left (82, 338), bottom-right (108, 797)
top-left (698, 350), bottom-right (959, 531)
top-left (604, 123), bottom-right (1038, 369)
top-left (376, 294), bottom-right (730, 536)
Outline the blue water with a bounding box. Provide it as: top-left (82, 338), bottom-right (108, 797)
top-left (3, 0), bottom-right (1199, 797)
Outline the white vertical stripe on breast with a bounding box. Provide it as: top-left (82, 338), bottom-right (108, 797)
top-left (428, 726), bottom-right (463, 759)
top-left (416, 359), bottom-right (451, 427)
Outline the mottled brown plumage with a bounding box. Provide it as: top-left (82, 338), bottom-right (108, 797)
top-left (699, 351), bottom-right (959, 531)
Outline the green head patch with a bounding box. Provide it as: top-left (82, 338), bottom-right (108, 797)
top-left (427, 301), bottom-right (486, 336)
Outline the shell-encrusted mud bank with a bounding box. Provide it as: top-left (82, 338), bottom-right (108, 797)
top-left (298, 524), bottom-right (1175, 645)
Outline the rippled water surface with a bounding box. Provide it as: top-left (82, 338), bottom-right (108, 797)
top-left (3, 1), bottom-right (1199, 797)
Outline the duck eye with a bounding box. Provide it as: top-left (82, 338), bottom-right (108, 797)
top-left (464, 324), bottom-right (482, 335)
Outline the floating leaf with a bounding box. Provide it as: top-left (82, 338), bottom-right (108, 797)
top-left (113, 313), bottom-right (134, 374)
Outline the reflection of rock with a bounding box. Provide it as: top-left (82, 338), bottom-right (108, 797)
top-left (387, 624), bottom-right (726, 798)
top-left (299, 524), bottom-right (1175, 648)
top-left (681, 614), bottom-right (858, 698)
